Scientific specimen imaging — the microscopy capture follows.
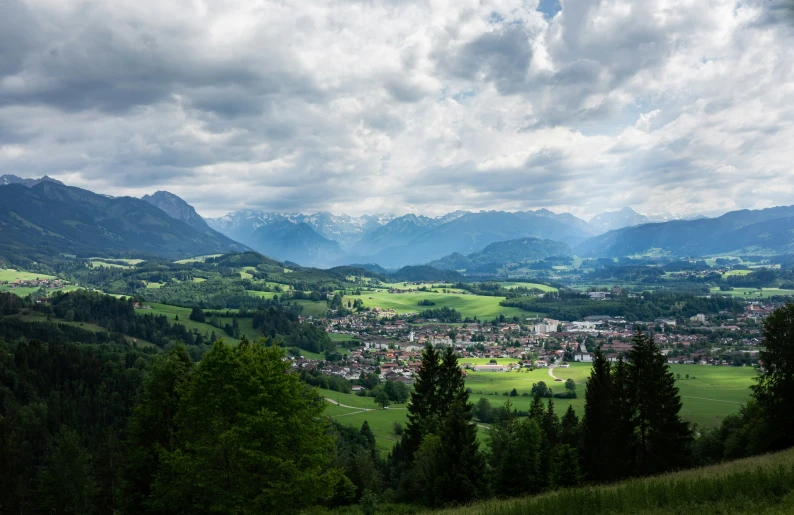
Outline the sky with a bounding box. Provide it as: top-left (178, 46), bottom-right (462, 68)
top-left (1, 0), bottom-right (793, 220)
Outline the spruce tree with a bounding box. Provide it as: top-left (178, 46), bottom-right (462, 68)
top-left (433, 398), bottom-right (486, 505)
top-left (400, 343), bottom-right (441, 461)
top-left (627, 330), bottom-right (692, 475)
top-left (581, 347), bottom-right (612, 481)
top-left (560, 404), bottom-right (580, 448)
top-left (609, 356), bottom-right (637, 480)
top-left (488, 403), bottom-right (542, 496)
top-left (752, 303), bottom-right (794, 450)
top-left (529, 393), bottom-right (546, 421)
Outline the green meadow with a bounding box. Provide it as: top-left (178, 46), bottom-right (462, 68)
top-left (498, 282), bottom-right (558, 292)
top-left (0, 269), bottom-right (81, 296)
top-left (342, 291), bottom-right (540, 319)
top-left (327, 362), bottom-right (757, 453)
top-left (709, 287), bottom-right (794, 299)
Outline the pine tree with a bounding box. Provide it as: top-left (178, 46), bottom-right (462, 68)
top-left (542, 398), bottom-right (561, 447)
top-left (433, 398), bottom-right (486, 505)
top-left (529, 393), bottom-right (546, 421)
top-left (437, 346), bottom-right (466, 408)
top-left (581, 347), bottom-right (613, 481)
top-left (560, 404), bottom-right (580, 447)
top-left (360, 421), bottom-right (376, 459)
top-left (551, 444), bottom-right (583, 488)
top-left (609, 356), bottom-right (637, 480)
top-left (752, 303), bottom-right (794, 450)
top-left (400, 343), bottom-right (441, 461)
top-left (488, 403), bottom-right (542, 496)
top-left (627, 330), bottom-right (692, 475)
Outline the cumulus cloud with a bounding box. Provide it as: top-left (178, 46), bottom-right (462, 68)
top-left (0, 0), bottom-right (793, 219)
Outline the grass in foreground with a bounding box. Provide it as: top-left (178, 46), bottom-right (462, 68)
top-left (434, 448), bottom-right (794, 515)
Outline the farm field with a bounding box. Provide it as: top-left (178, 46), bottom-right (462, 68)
top-left (552, 363), bottom-right (757, 427)
top-left (327, 362), bottom-right (757, 449)
top-left (498, 282), bottom-right (558, 292)
top-left (320, 388), bottom-right (491, 455)
top-left (709, 287), bottom-right (794, 298)
top-left (0, 269), bottom-right (81, 296)
top-left (342, 291), bottom-right (540, 319)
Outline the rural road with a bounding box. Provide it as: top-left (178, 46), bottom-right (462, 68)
top-left (325, 397), bottom-right (407, 413)
top-left (548, 365), bottom-right (561, 381)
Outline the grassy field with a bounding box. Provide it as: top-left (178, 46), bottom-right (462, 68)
top-left (140, 303), bottom-right (265, 345)
top-left (289, 299), bottom-right (330, 316)
top-left (11, 313), bottom-right (157, 348)
top-left (551, 363), bottom-right (757, 427)
top-left (173, 254), bottom-right (223, 264)
top-left (723, 269), bottom-right (753, 277)
top-left (320, 388), bottom-right (409, 454)
top-left (0, 269), bottom-right (81, 296)
top-left (342, 291), bottom-right (539, 319)
top-left (435, 448), bottom-right (794, 515)
top-left (498, 282), bottom-right (558, 292)
top-left (709, 287), bottom-right (794, 298)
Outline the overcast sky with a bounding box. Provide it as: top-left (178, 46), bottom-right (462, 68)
top-left (1, 0), bottom-right (793, 219)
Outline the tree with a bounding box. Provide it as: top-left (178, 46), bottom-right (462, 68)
top-left (35, 426), bottom-right (97, 515)
top-left (581, 348), bottom-right (612, 481)
top-left (609, 356), bottom-right (637, 480)
top-left (488, 405), bottom-right (543, 496)
top-left (189, 306), bottom-right (206, 323)
top-left (375, 388), bottom-right (391, 409)
top-left (752, 303), bottom-right (794, 450)
top-left (564, 378), bottom-right (577, 398)
top-left (560, 404), bottom-right (580, 447)
top-left (123, 345), bottom-right (194, 513)
top-left (147, 339), bottom-right (340, 513)
top-left (531, 381), bottom-right (551, 398)
top-left (627, 330), bottom-right (693, 476)
top-left (550, 444), bottom-right (583, 488)
top-left (432, 398), bottom-right (486, 505)
top-left (400, 344), bottom-right (441, 461)
top-left (392, 422), bottom-right (404, 436)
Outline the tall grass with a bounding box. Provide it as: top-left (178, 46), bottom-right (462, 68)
top-left (434, 449), bottom-right (794, 515)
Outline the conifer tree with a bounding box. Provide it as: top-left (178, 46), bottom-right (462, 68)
top-left (529, 393), bottom-right (546, 421)
top-left (551, 444), bottom-right (583, 488)
top-left (581, 347), bottom-right (613, 481)
top-left (488, 401), bottom-right (542, 496)
top-left (560, 404), bottom-right (580, 448)
top-left (627, 330), bottom-right (692, 475)
top-left (609, 356), bottom-right (637, 479)
top-left (752, 303), bottom-right (794, 450)
top-left (400, 344), bottom-right (441, 461)
top-left (433, 398), bottom-right (486, 505)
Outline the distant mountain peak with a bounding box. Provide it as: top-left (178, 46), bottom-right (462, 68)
top-left (1, 174), bottom-right (64, 187)
top-left (142, 191), bottom-right (210, 230)
top-left (589, 206), bottom-right (649, 233)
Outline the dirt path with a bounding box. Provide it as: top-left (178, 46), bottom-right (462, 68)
top-left (548, 365), bottom-right (561, 381)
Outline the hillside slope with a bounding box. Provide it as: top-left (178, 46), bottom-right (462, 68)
top-left (0, 182), bottom-right (247, 259)
top-left (436, 448), bottom-right (794, 515)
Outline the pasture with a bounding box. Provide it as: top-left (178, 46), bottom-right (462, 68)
top-left (498, 282), bottom-right (558, 292)
top-left (320, 388), bottom-right (490, 455)
top-left (342, 291), bottom-right (540, 319)
top-left (0, 269), bottom-right (81, 296)
top-left (552, 363), bottom-right (757, 427)
top-left (709, 287), bottom-right (794, 299)
top-left (327, 362), bottom-right (757, 451)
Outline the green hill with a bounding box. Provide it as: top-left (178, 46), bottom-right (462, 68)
top-left (434, 448), bottom-right (794, 515)
top-left (429, 237), bottom-right (572, 272)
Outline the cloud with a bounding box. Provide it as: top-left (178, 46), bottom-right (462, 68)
top-left (0, 0), bottom-right (792, 220)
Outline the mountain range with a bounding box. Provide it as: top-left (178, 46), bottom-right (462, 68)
top-left (7, 175), bottom-right (794, 270)
top-left (0, 178), bottom-right (247, 261)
